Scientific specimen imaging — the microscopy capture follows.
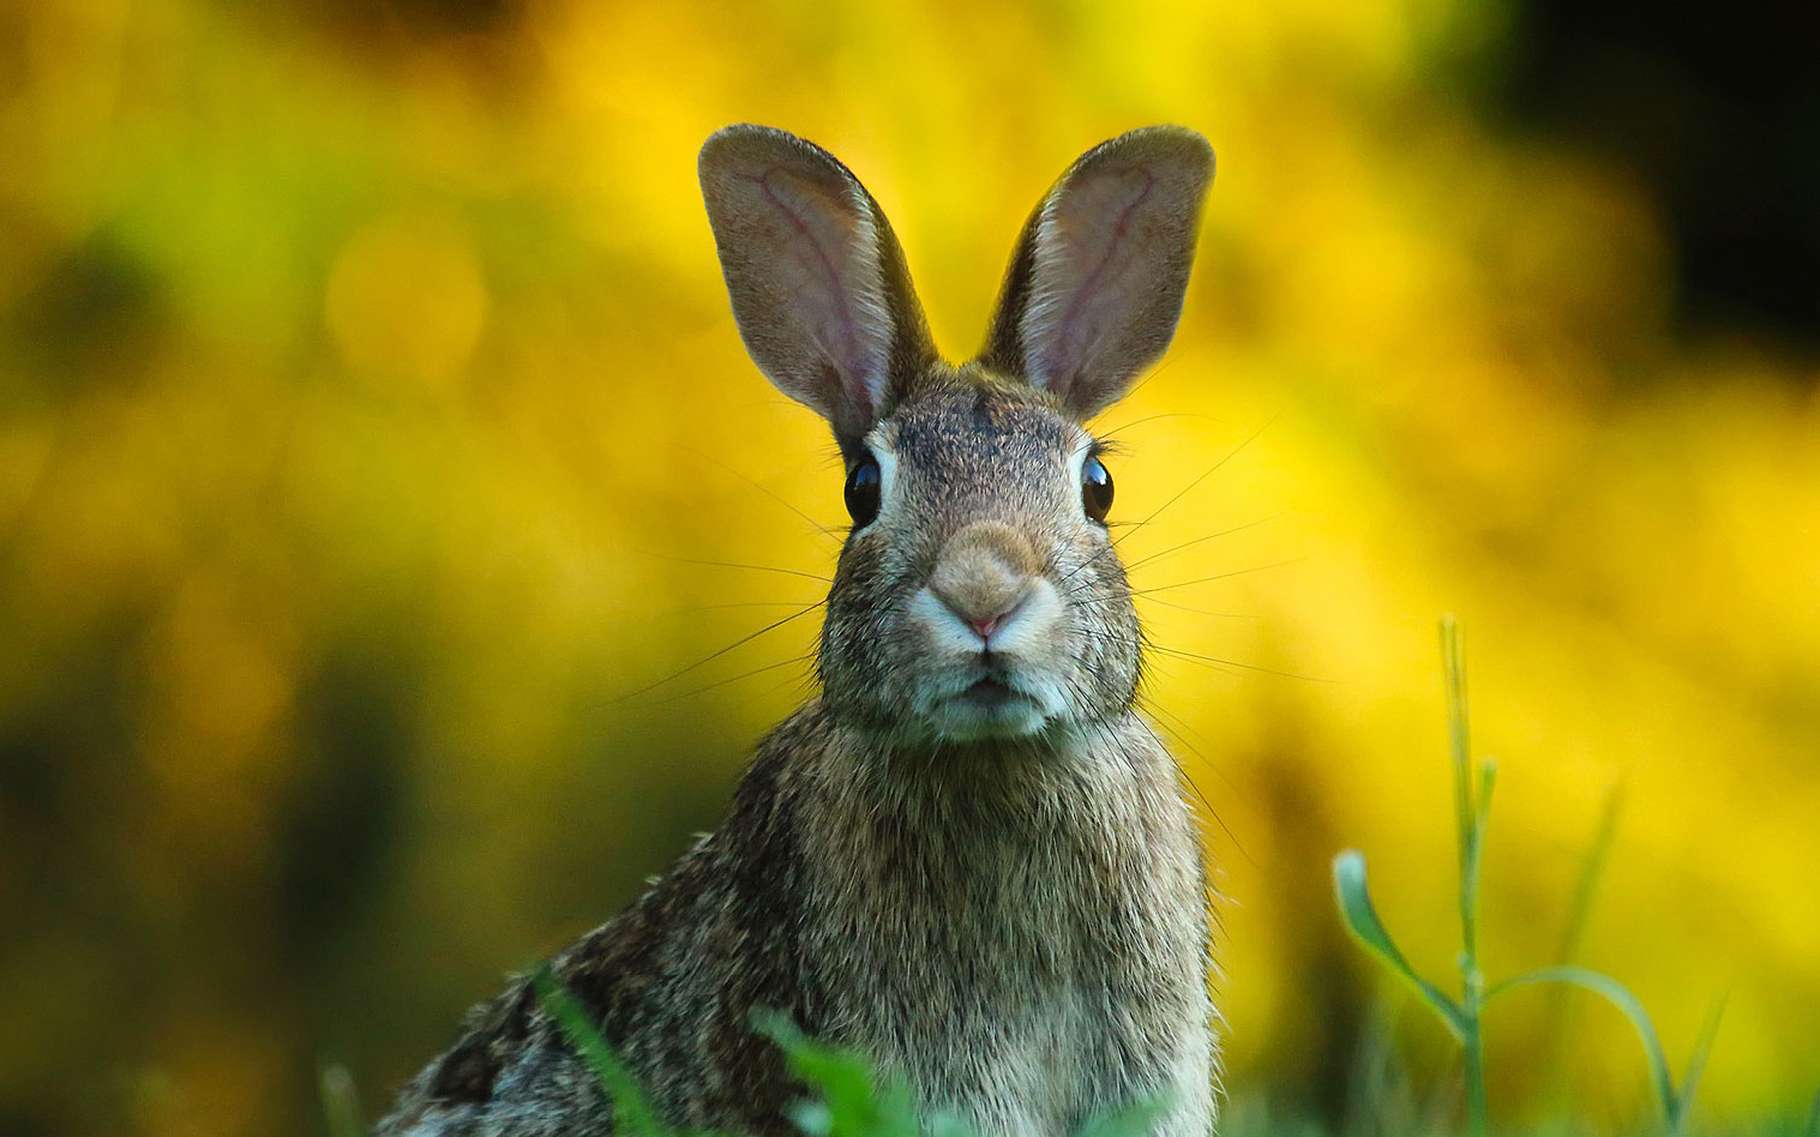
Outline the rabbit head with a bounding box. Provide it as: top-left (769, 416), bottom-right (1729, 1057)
top-left (699, 125), bottom-right (1213, 746)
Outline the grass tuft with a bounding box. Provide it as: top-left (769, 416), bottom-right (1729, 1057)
top-left (1332, 618), bottom-right (1724, 1136)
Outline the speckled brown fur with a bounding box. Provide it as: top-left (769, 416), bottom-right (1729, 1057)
top-left (378, 123), bottom-right (1218, 1137)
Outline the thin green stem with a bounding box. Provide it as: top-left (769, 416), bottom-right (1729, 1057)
top-left (1442, 617), bottom-right (1489, 1137)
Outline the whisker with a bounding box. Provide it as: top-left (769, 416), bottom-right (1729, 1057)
top-left (1091, 632), bottom-right (1240, 676)
top-left (1061, 505), bottom-right (1278, 598)
top-left (1057, 536), bottom-right (1123, 592)
top-left (1134, 595), bottom-right (1256, 619)
top-left (1095, 411), bottom-right (1222, 441)
top-left (1148, 643), bottom-right (1333, 684)
top-left (618, 601), bottom-right (825, 700)
top-left (649, 601), bottom-right (824, 617)
top-left (638, 552), bottom-right (831, 584)
top-left (724, 666), bottom-right (825, 715)
top-left (1130, 707), bottom-right (1255, 869)
top-left (1127, 556), bottom-right (1307, 598)
top-left (1113, 412), bottom-right (1279, 549)
top-left (687, 447), bottom-right (844, 545)
top-left (1120, 513), bottom-right (1286, 576)
top-left (1086, 628), bottom-right (1331, 684)
top-left (652, 652), bottom-right (818, 704)
top-left (1144, 698), bottom-right (1242, 796)
top-left (1064, 555), bottom-right (1299, 609)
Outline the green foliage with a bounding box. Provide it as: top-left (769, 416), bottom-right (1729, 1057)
top-left (531, 966), bottom-right (671, 1137)
top-left (751, 1013), bottom-right (938, 1137)
top-left (527, 974), bottom-right (1168, 1137)
top-left (1332, 618), bottom-right (1724, 1136)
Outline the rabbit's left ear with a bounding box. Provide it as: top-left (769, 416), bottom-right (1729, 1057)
top-left (700, 125), bottom-right (936, 450)
top-left (978, 127), bottom-right (1214, 419)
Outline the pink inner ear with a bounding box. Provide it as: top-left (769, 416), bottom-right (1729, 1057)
top-left (740, 165), bottom-right (886, 419)
top-left (1028, 165), bottom-right (1158, 398)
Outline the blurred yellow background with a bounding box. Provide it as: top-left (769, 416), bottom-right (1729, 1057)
top-left (2, 1), bottom-right (1816, 1135)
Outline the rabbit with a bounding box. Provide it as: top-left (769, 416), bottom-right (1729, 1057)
top-left (376, 122), bottom-right (1218, 1137)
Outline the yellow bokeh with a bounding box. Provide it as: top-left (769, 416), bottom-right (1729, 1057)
top-left (1, 1), bottom-right (1815, 1135)
top-left (327, 215), bottom-right (490, 390)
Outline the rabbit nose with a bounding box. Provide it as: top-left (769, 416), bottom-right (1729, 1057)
top-left (929, 522), bottom-right (1040, 642)
top-left (965, 612), bottom-right (1007, 639)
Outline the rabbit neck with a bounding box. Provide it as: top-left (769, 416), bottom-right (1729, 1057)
top-left (832, 711), bottom-right (1168, 807)
top-left (798, 702), bottom-right (1197, 901)
top-left (788, 701), bottom-right (1212, 1133)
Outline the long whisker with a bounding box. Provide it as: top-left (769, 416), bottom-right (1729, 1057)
top-left (724, 666), bottom-right (825, 716)
top-left (1088, 629), bottom-right (1332, 684)
top-left (1066, 556), bottom-right (1301, 608)
top-left (1130, 706), bottom-right (1255, 869)
top-left (648, 600), bottom-right (825, 617)
top-left (1057, 535), bottom-right (1124, 592)
top-left (1148, 643), bottom-right (1333, 684)
top-left (618, 601), bottom-right (825, 700)
top-left (1094, 632), bottom-right (1238, 676)
top-left (653, 652), bottom-right (818, 704)
top-left (1095, 411), bottom-right (1222, 441)
top-left (638, 552), bottom-right (831, 584)
top-left (1126, 557), bottom-right (1307, 598)
top-left (687, 447), bottom-right (844, 545)
top-left (1143, 698), bottom-right (1242, 796)
top-left (1119, 513), bottom-right (1285, 576)
top-left (1113, 413), bottom-right (1278, 549)
top-left (1134, 595), bottom-right (1256, 619)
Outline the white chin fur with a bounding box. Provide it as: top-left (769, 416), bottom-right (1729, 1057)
top-left (905, 585), bottom-right (1071, 741)
top-left (923, 697), bottom-right (1053, 743)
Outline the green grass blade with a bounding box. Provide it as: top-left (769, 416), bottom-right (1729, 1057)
top-left (1805, 1088), bottom-right (1820, 1137)
top-left (1473, 760), bottom-right (1498, 838)
top-left (1438, 618), bottom-right (1489, 1137)
top-left (532, 965), bottom-right (667, 1137)
top-left (1332, 851), bottom-right (1468, 1039)
top-left (1440, 617), bottom-right (1473, 879)
top-left (754, 1011), bottom-right (920, 1137)
top-left (1461, 757), bottom-right (1497, 968)
top-left (319, 1063), bottom-right (365, 1137)
top-left (1484, 965), bottom-right (1676, 1122)
top-left (1667, 994), bottom-right (1727, 1136)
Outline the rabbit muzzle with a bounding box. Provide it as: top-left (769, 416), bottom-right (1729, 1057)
top-left (907, 520), bottom-right (1071, 740)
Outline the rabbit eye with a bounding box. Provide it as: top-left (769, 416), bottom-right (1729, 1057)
top-left (1081, 454), bottom-right (1114, 524)
top-left (844, 453), bottom-right (882, 528)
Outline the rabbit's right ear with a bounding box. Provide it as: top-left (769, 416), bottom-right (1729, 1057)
top-left (978, 127), bottom-right (1214, 421)
top-left (699, 125), bottom-right (936, 449)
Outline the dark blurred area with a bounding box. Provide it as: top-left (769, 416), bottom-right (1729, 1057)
top-left (3, 1), bottom-right (1818, 1135)
top-left (1487, 1), bottom-right (1820, 352)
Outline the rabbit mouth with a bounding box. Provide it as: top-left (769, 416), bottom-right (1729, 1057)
top-left (912, 669), bottom-right (1063, 741)
top-left (959, 676), bottom-right (1021, 709)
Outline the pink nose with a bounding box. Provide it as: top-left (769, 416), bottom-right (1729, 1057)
top-left (927, 521), bottom-right (1040, 647)
top-left (968, 613), bottom-right (1005, 640)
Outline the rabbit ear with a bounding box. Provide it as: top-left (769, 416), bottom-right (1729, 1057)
top-left (978, 127), bottom-right (1214, 419)
top-left (700, 125), bottom-right (936, 447)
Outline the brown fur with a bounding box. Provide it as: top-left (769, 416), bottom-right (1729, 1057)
top-left (377, 124), bottom-right (1218, 1137)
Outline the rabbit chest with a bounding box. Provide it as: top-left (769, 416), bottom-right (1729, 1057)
top-left (795, 727), bottom-right (1214, 1137)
